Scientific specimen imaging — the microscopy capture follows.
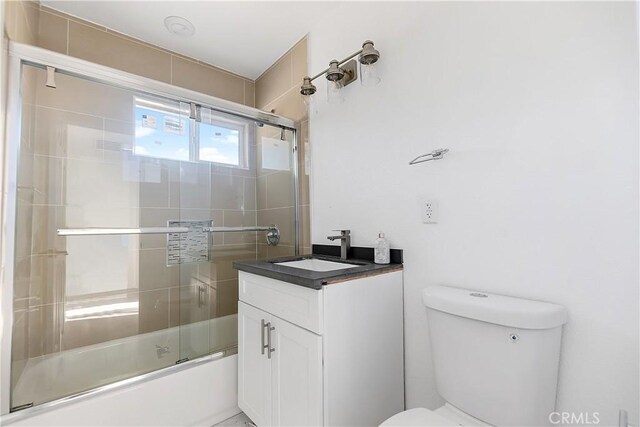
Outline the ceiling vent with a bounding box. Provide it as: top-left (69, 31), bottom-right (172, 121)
top-left (164, 16), bottom-right (195, 37)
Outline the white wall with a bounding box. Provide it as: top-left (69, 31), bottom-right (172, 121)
top-left (308, 2), bottom-right (639, 426)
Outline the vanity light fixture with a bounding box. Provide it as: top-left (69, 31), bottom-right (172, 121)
top-left (300, 40), bottom-right (381, 103)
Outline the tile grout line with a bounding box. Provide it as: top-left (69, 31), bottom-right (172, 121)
top-left (290, 51), bottom-right (293, 91)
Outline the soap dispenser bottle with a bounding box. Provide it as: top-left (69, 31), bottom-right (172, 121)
top-left (374, 232), bottom-right (390, 264)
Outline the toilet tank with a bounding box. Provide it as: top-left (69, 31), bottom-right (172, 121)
top-left (423, 286), bottom-right (568, 427)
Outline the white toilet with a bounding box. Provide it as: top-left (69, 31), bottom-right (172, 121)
top-left (381, 285), bottom-right (568, 426)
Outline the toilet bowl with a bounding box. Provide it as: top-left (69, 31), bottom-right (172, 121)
top-left (381, 403), bottom-right (489, 426)
top-left (380, 408), bottom-right (455, 427)
top-left (380, 285), bottom-right (567, 427)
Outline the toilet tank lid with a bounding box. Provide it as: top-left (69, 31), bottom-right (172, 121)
top-left (422, 285), bottom-right (568, 330)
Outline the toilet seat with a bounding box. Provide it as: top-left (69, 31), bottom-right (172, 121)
top-left (379, 408), bottom-right (458, 426)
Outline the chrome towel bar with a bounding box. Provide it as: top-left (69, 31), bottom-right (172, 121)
top-left (57, 225), bottom-right (281, 246)
top-left (57, 227), bottom-right (189, 236)
top-left (202, 226), bottom-right (278, 233)
top-left (409, 148), bottom-right (449, 165)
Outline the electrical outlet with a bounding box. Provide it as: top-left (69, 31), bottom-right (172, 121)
top-left (422, 200), bottom-right (438, 224)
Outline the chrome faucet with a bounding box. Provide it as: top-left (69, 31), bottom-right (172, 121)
top-left (327, 229), bottom-right (351, 260)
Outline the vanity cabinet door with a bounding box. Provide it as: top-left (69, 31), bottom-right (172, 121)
top-left (271, 317), bottom-right (323, 427)
top-left (238, 302), bottom-right (272, 426)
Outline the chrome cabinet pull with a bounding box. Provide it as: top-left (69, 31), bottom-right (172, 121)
top-left (267, 324), bottom-right (275, 359)
top-left (261, 320), bottom-right (268, 355)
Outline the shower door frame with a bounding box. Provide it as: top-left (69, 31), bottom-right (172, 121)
top-left (0, 41), bottom-right (300, 416)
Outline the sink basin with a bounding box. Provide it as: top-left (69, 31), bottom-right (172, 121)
top-left (276, 258), bottom-right (361, 272)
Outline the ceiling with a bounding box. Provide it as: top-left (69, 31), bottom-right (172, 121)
top-left (41, 1), bottom-right (334, 80)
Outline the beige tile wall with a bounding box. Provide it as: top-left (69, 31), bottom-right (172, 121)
top-left (3, 0), bottom-right (40, 46)
top-left (255, 37), bottom-right (311, 257)
top-left (4, 2), bottom-right (255, 107)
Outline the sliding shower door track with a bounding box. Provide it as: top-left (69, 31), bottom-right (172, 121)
top-left (9, 42), bottom-right (296, 129)
top-left (4, 348), bottom-right (235, 421)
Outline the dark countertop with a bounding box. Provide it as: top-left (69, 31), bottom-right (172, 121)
top-left (233, 253), bottom-right (403, 290)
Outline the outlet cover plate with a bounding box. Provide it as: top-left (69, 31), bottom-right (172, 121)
top-left (422, 200), bottom-right (438, 224)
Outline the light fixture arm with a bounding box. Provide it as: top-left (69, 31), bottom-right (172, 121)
top-left (308, 48), bottom-right (364, 83)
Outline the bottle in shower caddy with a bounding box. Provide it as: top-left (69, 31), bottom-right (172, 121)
top-left (374, 232), bottom-right (390, 264)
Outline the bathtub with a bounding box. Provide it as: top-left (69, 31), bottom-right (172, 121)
top-left (2, 315), bottom-right (240, 426)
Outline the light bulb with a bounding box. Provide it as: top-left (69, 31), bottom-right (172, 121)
top-left (327, 80), bottom-right (345, 104)
top-left (360, 62), bottom-right (381, 87)
top-left (302, 94), bottom-right (318, 115)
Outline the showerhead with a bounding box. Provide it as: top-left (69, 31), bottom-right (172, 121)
top-left (359, 40), bottom-right (380, 65)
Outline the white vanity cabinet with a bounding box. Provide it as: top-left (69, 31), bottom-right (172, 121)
top-left (237, 270), bottom-right (404, 427)
top-left (238, 301), bottom-right (323, 426)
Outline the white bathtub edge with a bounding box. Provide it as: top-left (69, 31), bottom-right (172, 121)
top-left (1, 354), bottom-right (240, 426)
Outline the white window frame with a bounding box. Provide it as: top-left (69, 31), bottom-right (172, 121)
top-left (134, 97), bottom-right (248, 168)
top-left (194, 113), bottom-right (248, 169)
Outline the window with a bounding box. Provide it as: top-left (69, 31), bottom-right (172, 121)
top-left (198, 107), bottom-right (247, 167)
top-left (134, 97), bottom-right (247, 167)
top-left (134, 97), bottom-right (191, 161)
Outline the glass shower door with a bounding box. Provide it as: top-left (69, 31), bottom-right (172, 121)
top-left (11, 65), bottom-right (199, 410)
top-left (9, 60), bottom-right (297, 412)
top-left (11, 64), bottom-right (207, 409)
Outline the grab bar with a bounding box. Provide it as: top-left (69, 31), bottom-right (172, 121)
top-left (57, 225), bottom-right (281, 246)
